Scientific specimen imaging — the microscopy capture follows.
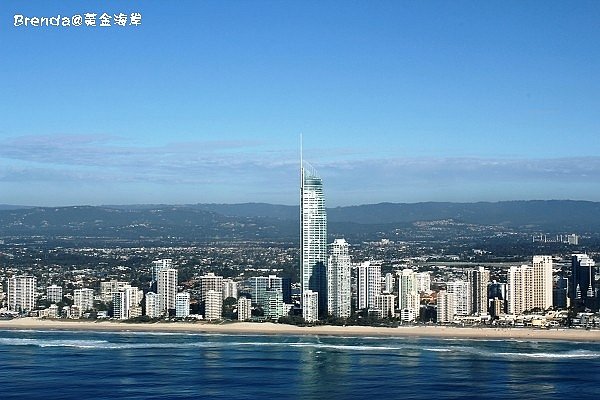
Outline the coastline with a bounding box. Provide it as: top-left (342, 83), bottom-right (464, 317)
top-left (0, 318), bottom-right (599, 342)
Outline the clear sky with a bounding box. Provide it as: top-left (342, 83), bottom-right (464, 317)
top-left (1, 1), bottom-right (599, 206)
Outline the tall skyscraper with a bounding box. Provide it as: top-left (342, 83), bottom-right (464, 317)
top-left (357, 261), bottom-right (381, 310)
top-left (327, 238), bottom-right (351, 318)
top-left (205, 290), bottom-right (222, 320)
top-left (158, 268), bottom-right (178, 314)
top-left (112, 285), bottom-right (143, 320)
top-left (145, 292), bottom-right (160, 318)
top-left (571, 254), bottom-right (597, 311)
top-left (7, 275), bottom-right (37, 313)
top-left (222, 279), bottom-right (238, 300)
top-left (532, 255), bottom-right (553, 310)
top-left (467, 267), bottom-right (490, 315)
top-left (507, 265), bottom-right (533, 315)
top-left (302, 290), bottom-right (319, 322)
top-left (301, 160), bottom-right (327, 318)
top-left (199, 273), bottom-right (223, 303)
top-left (437, 290), bottom-right (455, 323)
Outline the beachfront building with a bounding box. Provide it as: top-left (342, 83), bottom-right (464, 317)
top-left (446, 280), bottom-right (469, 316)
top-left (437, 290), bottom-right (455, 323)
top-left (250, 275), bottom-right (282, 308)
top-left (415, 272), bottom-right (432, 294)
top-left (222, 279), bottom-right (238, 300)
top-left (532, 255), bottom-right (553, 310)
top-left (507, 265), bottom-right (534, 315)
top-left (151, 259), bottom-right (173, 282)
top-left (327, 239), bottom-right (351, 318)
top-left (100, 280), bottom-right (128, 303)
top-left (205, 290), bottom-right (222, 320)
top-left (145, 292), bottom-right (160, 318)
top-left (467, 267), bottom-right (490, 315)
top-left (158, 268), bottom-right (178, 314)
top-left (7, 275), bottom-right (37, 313)
top-left (398, 269), bottom-right (420, 318)
top-left (112, 285), bottom-right (143, 320)
top-left (199, 273), bottom-right (223, 302)
top-left (237, 296), bottom-right (252, 321)
top-left (264, 289), bottom-right (285, 320)
top-left (570, 254), bottom-right (597, 311)
top-left (176, 292), bottom-right (190, 318)
top-left (303, 290), bottom-right (319, 323)
top-left (74, 288), bottom-right (94, 312)
top-left (375, 294), bottom-right (396, 319)
top-left (46, 285), bottom-right (63, 304)
top-left (358, 261), bottom-right (381, 311)
top-left (301, 161), bottom-right (328, 318)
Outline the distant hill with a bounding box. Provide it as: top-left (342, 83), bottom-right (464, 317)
top-left (192, 200), bottom-right (600, 230)
top-left (0, 200), bottom-right (598, 240)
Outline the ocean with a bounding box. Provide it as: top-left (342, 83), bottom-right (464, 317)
top-left (0, 329), bottom-right (598, 399)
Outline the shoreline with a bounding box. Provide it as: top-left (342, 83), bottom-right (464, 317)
top-left (0, 318), bottom-right (599, 342)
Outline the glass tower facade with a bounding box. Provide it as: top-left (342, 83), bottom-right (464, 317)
top-left (301, 162), bottom-right (327, 318)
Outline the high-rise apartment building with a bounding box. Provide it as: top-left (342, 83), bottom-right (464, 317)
top-left (507, 265), bottom-right (533, 315)
top-left (571, 254), bottom-right (597, 311)
top-left (250, 275), bottom-right (282, 308)
top-left (437, 290), bottom-right (455, 323)
top-left (383, 273), bottom-right (395, 294)
top-left (302, 290), bottom-right (319, 322)
top-left (375, 294), bottom-right (396, 318)
top-left (327, 239), bottom-right (351, 318)
top-left (176, 292), bottom-right (190, 318)
top-left (8, 275), bottom-right (37, 313)
top-left (237, 296), bottom-right (252, 321)
top-left (222, 279), bottom-right (238, 300)
top-left (158, 268), bottom-right (178, 314)
top-left (301, 161), bottom-right (327, 318)
top-left (488, 281), bottom-right (507, 315)
top-left (264, 289), bottom-right (285, 320)
top-left (398, 269), bottom-right (420, 317)
top-left (532, 255), bottom-right (553, 310)
top-left (357, 261), bottom-right (381, 310)
top-left (205, 289), bottom-right (222, 320)
top-left (415, 272), bottom-right (432, 294)
top-left (467, 267), bottom-right (489, 315)
top-left (145, 292), bottom-right (160, 318)
top-left (113, 285), bottom-right (142, 320)
top-left (73, 288), bottom-right (94, 312)
top-left (446, 280), bottom-right (469, 316)
top-left (100, 280), bottom-right (128, 303)
top-left (46, 285), bottom-right (63, 304)
top-left (199, 273), bottom-right (223, 303)
top-left (151, 259), bottom-right (173, 282)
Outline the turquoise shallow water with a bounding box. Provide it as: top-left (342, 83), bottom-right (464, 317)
top-left (0, 329), bottom-right (598, 399)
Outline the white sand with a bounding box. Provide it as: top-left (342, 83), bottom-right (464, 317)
top-left (0, 318), bottom-right (598, 342)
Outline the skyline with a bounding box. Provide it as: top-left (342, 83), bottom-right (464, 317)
top-left (1, 1), bottom-right (600, 206)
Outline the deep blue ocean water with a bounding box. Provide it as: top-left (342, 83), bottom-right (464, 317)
top-left (0, 329), bottom-right (598, 399)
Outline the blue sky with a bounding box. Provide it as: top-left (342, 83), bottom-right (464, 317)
top-left (1, 1), bottom-right (599, 206)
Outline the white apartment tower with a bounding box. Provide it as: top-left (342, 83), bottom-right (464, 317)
top-left (222, 279), bottom-right (238, 300)
top-left (437, 290), bottom-right (456, 323)
top-left (415, 272), bottom-right (432, 294)
top-left (532, 255), bottom-right (553, 310)
top-left (205, 289), bottom-right (222, 320)
top-left (384, 273), bottom-right (395, 294)
top-left (158, 268), bottom-right (178, 314)
top-left (8, 275), bottom-right (37, 313)
top-left (398, 269), bottom-right (420, 317)
top-left (301, 160), bottom-right (327, 319)
top-left (176, 292), bottom-right (191, 318)
top-left (46, 285), bottom-right (63, 304)
top-left (302, 290), bottom-right (319, 322)
top-left (237, 297), bottom-right (252, 321)
top-left (145, 292), bottom-right (160, 318)
top-left (446, 281), bottom-right (469, 316)
top-left (74, 288), bottom-right (94, 312)
top-left (357, 261), bottom-right (381, 310)
top-left (199, 273), bottom-right (223, 303)
top-left (507, 265), bottom-right (534, 315)
top-left (151, 259), bottom-right (173, 282)
top-left (327, 239), bottom-right (351, 318)
top-left (375, 294), bottom-right (396, 318)
top-left (112, 286), bottom-right (143, 320)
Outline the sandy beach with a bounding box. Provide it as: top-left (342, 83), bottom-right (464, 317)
top-left (0, 318), bottom-right (598, 342)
